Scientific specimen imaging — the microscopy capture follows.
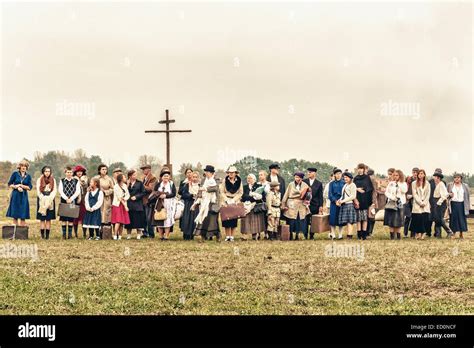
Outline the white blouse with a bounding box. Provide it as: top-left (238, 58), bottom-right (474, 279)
top-left (451, 184), bottom-right (465, 202)
top-left (385, 181), bottom-right (408, 205)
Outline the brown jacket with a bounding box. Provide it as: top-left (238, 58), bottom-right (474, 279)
top-left (281, 181), bottom-right (310, 220)
top-left (142, 173), bottom-right (157, 205)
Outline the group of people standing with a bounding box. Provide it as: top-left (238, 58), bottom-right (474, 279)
top-left (5, 160), bottom-right (471, 241)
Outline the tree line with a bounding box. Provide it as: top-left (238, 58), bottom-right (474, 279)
top-left (1, 150), bottom-right (473, 188)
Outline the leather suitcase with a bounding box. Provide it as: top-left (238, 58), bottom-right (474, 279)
top-left (2, 225), bottom-right (29, 240)
top-left (58, 203), bottom-right (80, 219)
top-left (310, 214), bottom-right (330, 233)
top-left (220, 203), bottom-right (246, 221)
top-left (278, 224), bottom-right (290, 241)
top-left (101, 225), bottom-right (112, 240)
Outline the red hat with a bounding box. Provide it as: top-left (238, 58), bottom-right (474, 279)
top-left (73, 165), bottom-right (86, 174)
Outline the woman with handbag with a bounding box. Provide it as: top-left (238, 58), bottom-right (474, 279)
top-left (125, 169), bottom-right (147, 240)
top-left (178, 171), bottom-right (200, 240)
top-left (7, 160), bottom-right (33, 227)
top-left (409, 169), bottom-right (431, 240)
top-left (241, 174), bottom-right (266, 241)
top-left (36, 165), bottom-right (57, 239)
top-left (383, 169), bottom-right (407, 240)
top-left (150, 168), bottom-right (177, 241)
top-left (336, 172), bottom-right (358, 239)
top-left (58, 166), bottom-right (81, 239)
top-left (111, 173), bottom-right (130, 240)
top-left (281, 172), bottom-right (310, 241)
top-left (219, 166), bottom-right (243, 242)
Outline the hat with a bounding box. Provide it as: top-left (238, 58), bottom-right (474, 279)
top-left (160, 167), bottom-right (171, 178)
top-left (269, 163), bottom-right (280, 170)
top-left (434, 168), bottom-right (443, 174)
top-left (367, 168), bottom-right (374, 176)
top-left (226, 166), bottom-right (239, 174)
top-left (113, 168), bottom-right (122, 174)
top-left (73, 165), bottom-right (86, 174)
top-left (140, 164), bottom-right (151, 170)
top-left (203, 165), bottom-right (215, 173)
top-left (343, 171), bottom-right (353, 179)
top-left (333, 168), bottom-right (342, 174)
top-left (412, 167), bottom-right (420, 172)
top-left (432, 172), bottom-right (444, 179)
top-left (294, 172), bottom-right (304, 179)
top-left (307, 167), bottom-right (317, 173)
top-left (453, 173), bottom-right (463, 179)
top-left (270, 181), bottom-right (280, 188)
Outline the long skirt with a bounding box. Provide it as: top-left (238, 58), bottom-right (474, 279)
top-left (73, 202), bottom-right (87, 225)
top-left (287, 213), bottom-right (308, 233)
top-left (36, 197), bottom-right (56, 221)
top-left (6, 190), bottom-right (30, 220)
top-left (194, 212), bottom-right (220, 239)
top-left (241, 211), bottom-right (265, 234)
top-left (111, 205), bottom-right (130, 225)
top-left (125, 210), bottom-right (146, 230)
top-left (180, 199), bottom-right (198, 238)
top-left (449, 201), bottom-right (468, 232)
top-left (384, 209), bottom-right (404, 228)
top-left (329, 203), bottom-right (344, 226)
top-left (338, 203), bottom-right (357, 225)
top-left (409, 212), bottom-right (430, 233)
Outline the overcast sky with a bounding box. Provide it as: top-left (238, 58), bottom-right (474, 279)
top-left (1, 1), bottom-right (472, 175)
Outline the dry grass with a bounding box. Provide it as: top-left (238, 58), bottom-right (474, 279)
top-left (0, 188), bottom-right (472, 315)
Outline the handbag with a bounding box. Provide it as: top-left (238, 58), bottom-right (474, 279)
top-left (153, 200), bottom-right (168, 221)
top-left (174, 200), bottom-right (185, 220)
top-left (385, 199), bottom-right (398, 211)
top-left (252, 202), bottom-right (267, 214)
top-left (58, 202), bottom-right (80, 218)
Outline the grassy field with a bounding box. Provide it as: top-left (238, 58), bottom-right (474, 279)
top-left (0, 187), bottom-right (472, 315)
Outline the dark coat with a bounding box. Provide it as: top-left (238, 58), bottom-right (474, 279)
top-left (266, 174), bottom-right (286, 197)
top-left (242, 183), bottom-right (263, 203)
top-left (353, 174), bottom-right (373, 210)
top-left (303, 178), bottom-right (324, 214)
top-left (127, 180), bottom-right (146, 212)
top-left (148, 181), bottom-right (177, 209)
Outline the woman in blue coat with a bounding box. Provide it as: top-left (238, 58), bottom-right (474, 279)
top-left (6, 160), bottom-right (33, 226)
top-left (328, 168), bottom-right (345, 240)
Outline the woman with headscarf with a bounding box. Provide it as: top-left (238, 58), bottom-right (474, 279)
top-left (220, 166), bottom-right (243, 242)
top-left (337, 172), bottom-right (358, 239)
top-left (179, 171), bottom-right (200, 240)
top-left (36, 165), bottom-right (57, 239)
top-left (149, 167), bottom-right (177, 241)
top-left (241, 173), bottom-right (266, 240)
top-left (6, 160), bottom-right (33, 226)
top-left (281, 172), bottom-right (310, 240)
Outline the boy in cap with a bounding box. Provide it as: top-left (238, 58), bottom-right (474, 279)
top-left (266, 181), bottom-right (281, 240)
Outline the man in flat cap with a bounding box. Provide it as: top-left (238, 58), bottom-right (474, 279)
top-left (303, 167), bottom-right (324, 240)
top-left (266, 163), bottom-right (286, 197)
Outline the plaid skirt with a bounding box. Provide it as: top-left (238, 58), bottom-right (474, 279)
top-left (356, 209), bottom-right (368, 222)
top-left (338, 203), bottom-right (357, 225)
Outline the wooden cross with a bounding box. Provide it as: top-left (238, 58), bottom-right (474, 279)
top-left (145, 109), bottom-right (192, 172)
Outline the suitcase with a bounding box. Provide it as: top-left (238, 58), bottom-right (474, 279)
top-left (278, 224), bottom-right (290, 241)
top-left (101, 225), bottom-right (113, 240)
top-left (58, 203), bottom-right (80, 219)
top-left (310, 214), bottom-right (330, 233)
top-left (374, 209), bottom-right (385, 222)
top-left (2, 225), bottom-right (29, 240)
top-left (219, 203), bottom-right (246, 221)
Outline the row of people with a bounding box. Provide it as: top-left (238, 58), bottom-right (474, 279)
top-left (6, 161), bottom-right (470, 241)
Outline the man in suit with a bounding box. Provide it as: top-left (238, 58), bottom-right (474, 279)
top-left (267, 163), bottom-right (286, 197)
top-left (303, 167), bottom-right (324, 240)
top-left (141, 164), bottom-right (157, 238)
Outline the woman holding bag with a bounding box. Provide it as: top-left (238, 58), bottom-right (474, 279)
top-left (241, 174), bottom-right (266, 241)
top-left (149, 167), bottom-right (177, 241)
top-left (219, 166), bottom-right (243, 242)
top-left (383, 169), bottom-right (407, 240)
